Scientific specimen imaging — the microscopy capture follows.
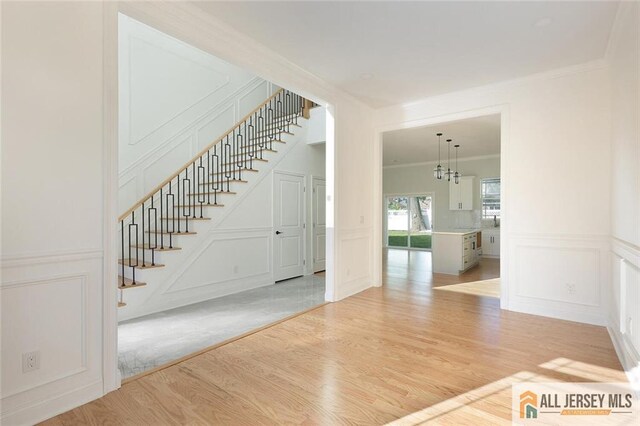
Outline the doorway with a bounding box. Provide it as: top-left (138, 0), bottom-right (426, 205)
top-left (379, 112), bottom-right (503, 301)
top-left (385, 194), bottom-right (433, 250)
top-left (312, 176), bottom-right (326, 272)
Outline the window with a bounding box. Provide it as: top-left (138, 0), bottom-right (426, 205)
top-left (386, 195), bottom-right (433, 249)
top-left (481, 178), bottom-right (501, 219)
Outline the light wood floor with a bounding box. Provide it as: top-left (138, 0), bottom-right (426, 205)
top-left (43, 250), bottom-right (625, 425)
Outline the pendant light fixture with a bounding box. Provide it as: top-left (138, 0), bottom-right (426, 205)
top-left (453, 144), bottom-right (462, 184)
top-left (432, 133), bottom-right (443, 179)
top-left (445, 139), bottom-right (453, 181)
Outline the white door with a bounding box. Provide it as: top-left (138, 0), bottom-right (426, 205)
top-left (274, 172), bottom-right (305, 282)
top-left (312, 177), bottom-right (326, 272)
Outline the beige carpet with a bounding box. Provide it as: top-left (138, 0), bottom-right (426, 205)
top-left (434, 278), bottom-right (500, 298)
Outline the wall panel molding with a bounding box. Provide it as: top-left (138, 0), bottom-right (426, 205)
top-left (118, 15), bottom-right (270, 212)
top-left (609, 237), bottom-right (640, 391)
top-left (1, 249), bottom-right (103, 269)
top-left (507, 233), bottom-right (609, 325)
top-left (1, 255), bottom-right (103, 425)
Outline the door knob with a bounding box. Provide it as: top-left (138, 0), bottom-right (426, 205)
top-left (275, 231), bottom-right (283, 235)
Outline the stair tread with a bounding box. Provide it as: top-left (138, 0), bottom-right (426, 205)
top-left (173, 204), bottom-right (224, 208)
top-left (231, 149), bottom-right (277, 156)
top-left (257, 130), bottom-right (293, 136)
top-left (118, 276), bottom-right (148, 288)
top-left (144, 230), bottom-right (197, 235)
top-left (186, 191), bottom-right (236, 197)
top-left (220, 158), bottom-right (268, 164)
top-left (159, 217), bottom-right (211, 221)
top-left (211, 169), bottom-right (258, 176)
top-left (264, 123), bottom-right (301, 130)
top-left (118, 260), bottom-right (165, 269)
top-left (131, 244), bottom-right (182, 251)
top-left (199, 179), bottom-right (248, 185)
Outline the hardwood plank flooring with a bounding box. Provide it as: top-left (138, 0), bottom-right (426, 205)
top-left (43, 249), bottom-right (625, 425)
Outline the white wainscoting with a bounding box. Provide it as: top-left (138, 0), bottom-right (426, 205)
top-left (117, 13), bottom-right (278, 212)
top-left (1, 251), bottom-right (104, 425)
top-left (116, 228), bottom-right (275, 321)
top-left (507, 233), bottom-right (610, 326)
top-left (609, 238), bottom-right (640, 391)
top-left (335, 228), bottom-right (372, 300)
top-left (116, 111), bottom-right (327, 321)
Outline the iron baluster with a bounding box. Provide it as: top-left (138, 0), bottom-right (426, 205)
top-left (141, 201), bottom-right (146, 267)
top-left (120, 220), bottom-right (125, 287)
top-left (182, 169), bottom-right (190, 232)
top-left (176, 173), bottom-right (181, 233)
top-left (148, 199), bottom-right (157, 266)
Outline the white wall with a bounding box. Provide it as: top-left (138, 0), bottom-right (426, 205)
top-left (375, 62), bottom-right (612, 326)
top-left (118, 110), bottom-right (326, 321)
top-left (1, 2), bottom-right (106, 424)
top-left (1, 2), bottom-right (374, 422)
top-left (606, 1), bottom-right (640, 390)
top-left (118, 14), bottom-right (278, 212)
top-left (383, 156), bottom-right (500, 232)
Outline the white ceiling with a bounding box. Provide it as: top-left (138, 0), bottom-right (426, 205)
top-left (383, 114), bottom-right (500, 166)
top-left (193, 1), bottom-right (619, 108)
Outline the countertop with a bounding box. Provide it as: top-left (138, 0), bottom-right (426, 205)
top-left (432, 229), bottom-right (480, 235)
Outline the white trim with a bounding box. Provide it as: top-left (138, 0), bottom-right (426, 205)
top-left (311, 175), bottom-right (327, 274)
top-left (604, 1), bottom-right (629, 63)
top-left (1, 380), bottom-right (104, 426)
top-left (608, 325), bottom-right (640, 395)
top-left (1, 249), bottom-right (103, 268)
top-left (383, 154), bottom-right (500, 169)
top-left (390, 59), bottom-right (608, 113)
top-left (102, 0), bottom-right (120, 395)
top-left (373, 104), bottom-right (510, 308)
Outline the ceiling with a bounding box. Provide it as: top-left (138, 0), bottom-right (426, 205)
top-left (193, 1), bottom-right (619, 108)
top-left (383, 114), bottom-right (500, 166)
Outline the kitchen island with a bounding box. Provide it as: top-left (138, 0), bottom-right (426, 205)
top-left (432, 229), bottom-right (481, 275)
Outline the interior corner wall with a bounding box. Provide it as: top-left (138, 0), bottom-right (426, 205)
top-left (1, 2), bottom-right (106, 424)
top-left (607, 1), bottom-right (640, 387)
top-left (374, 63), bottom-right (612, 326)
top-left (383, 156), bottom-right (501, 232)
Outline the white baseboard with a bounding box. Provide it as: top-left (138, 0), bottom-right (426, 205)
top-left (608, 322), bottom-right (640, 395)
top-left (1, 380), bottom-right (103, 426)
top-left (507, 300), bottom-right (606, 326)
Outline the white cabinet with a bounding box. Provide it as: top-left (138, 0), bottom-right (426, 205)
top-left (432, 231), bottom-right (480, 275)
top-left (481, 229), bottom-right (500, 257)
top-left (449, 176), bottom-right (474, 210)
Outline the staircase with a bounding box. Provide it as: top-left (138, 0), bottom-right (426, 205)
top-left (117, 89), bottom-right (314, 308)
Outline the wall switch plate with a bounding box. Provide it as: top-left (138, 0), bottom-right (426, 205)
top-left (22, 351), bottom-right (40, 373)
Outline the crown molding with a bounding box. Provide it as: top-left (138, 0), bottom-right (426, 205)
top-left (385, 58), bottom-right (608, 114)
top-left (383, 153), bottom-right (500, 169)
top-left (604, 0), bottom-right (633, 63)
top-left (118, 0), bottom-right (372, 112)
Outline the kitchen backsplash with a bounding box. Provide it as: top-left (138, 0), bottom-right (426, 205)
top-left (450, 210), bottom-right (482, 229)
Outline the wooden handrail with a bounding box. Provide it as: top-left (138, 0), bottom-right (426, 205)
top-left (118, 88), bottom-right (285, 221)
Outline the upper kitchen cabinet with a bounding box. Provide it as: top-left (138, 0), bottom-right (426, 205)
top-left (449, 176), bottom-right (475, 210)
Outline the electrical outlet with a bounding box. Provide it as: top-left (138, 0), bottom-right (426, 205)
top-left (233, 265), bottom-right (239, 274)
top-left (566, 283), bottom-right (576, 295)
top-left (360, 215), bottom-right (364, 224)
top-left (22, 351), bottom-right (40, 373)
